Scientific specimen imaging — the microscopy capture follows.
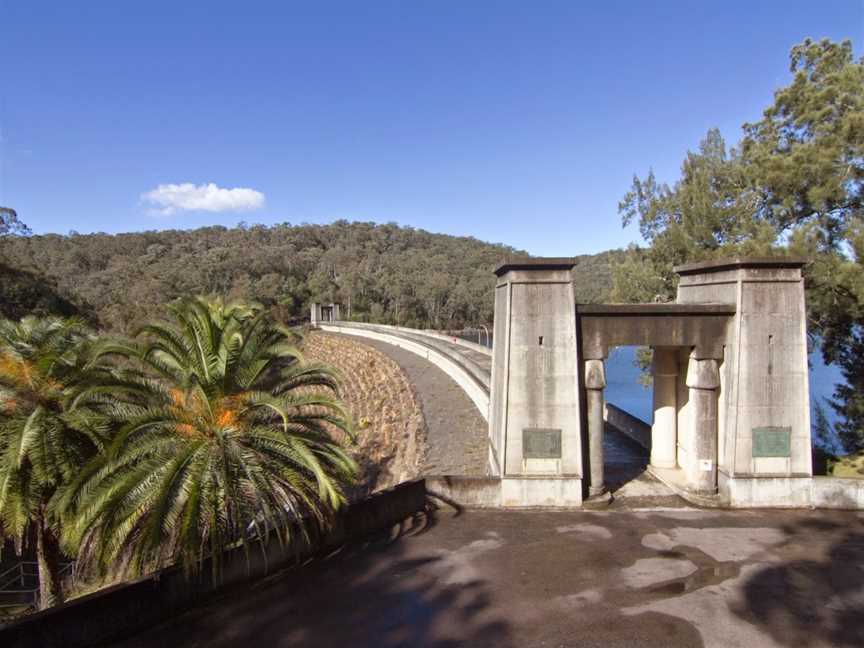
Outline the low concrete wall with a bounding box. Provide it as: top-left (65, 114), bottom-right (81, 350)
top-left (320, 323), bottom-right (490, 421)
top-left (341, 323), bottom-right (492, 357)
top-left (811, 476), bottom-right (864, 509)
top-left (0, 481), bottom-right (428, 648)
top-left (324, 322), bottom-right (490, 386)
top-left (604, 403), bottom-right (651, 450)
top-left (426, 475), bottom-right (583, 508)
top-left (415, 329), bottom-right (492, 357)
top-left (427, 476), bottom-right (503, 508)
top-left (718, 473), bottom-right (864, 509)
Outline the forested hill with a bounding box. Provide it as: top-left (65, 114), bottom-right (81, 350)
top-left (0, 221), bottom-right (621, 332)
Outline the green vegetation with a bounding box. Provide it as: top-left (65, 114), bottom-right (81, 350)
top-left (0, 302), bottom-right (356, 608)
top-left (0, 317), bottom-right (110, 609)
top-left (0, 221), bottom-right (617, 334)
top-left (614, 38), bottom-right (864, 451)
top-left (827, 452), bottom-right (864, 478)
top-left (0, 209), bottom-right (620, 606)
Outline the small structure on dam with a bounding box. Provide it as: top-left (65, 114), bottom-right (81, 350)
top-left (310, 302), bottom-right (341, 325)
top-left (488, 257), bottom-right (811, 508)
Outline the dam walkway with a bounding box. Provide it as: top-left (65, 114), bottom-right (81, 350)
top-left (318, 321), bottom-right (654, 496)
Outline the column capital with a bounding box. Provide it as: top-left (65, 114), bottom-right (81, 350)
top-left (582, 343), bottom-right (608, 361)
top-left (686, 357), bottom-right (720, 390)
top-left (651, 348), bottom-right (679, 376)
top-left (690, 344), bottom-right (724, 361)
top-left (585, 359), bottom-right (606, 390)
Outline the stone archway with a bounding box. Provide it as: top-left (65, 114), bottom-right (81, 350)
top-left (489, 257), bottom-right (812, 507)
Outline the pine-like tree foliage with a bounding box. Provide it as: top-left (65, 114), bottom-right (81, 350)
top-left (58, 296), bottom-right (357, 579)
top-left (832, 330), bottom-right (864, 452)
top-left (614, 38), bottom-right (864, 449)
top-left (0, 316), bottom-right (108, 608)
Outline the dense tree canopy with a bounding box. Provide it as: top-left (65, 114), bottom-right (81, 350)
top-left (614, 38), bottom-right (864, 451)
top-left (0, 221), bottom-right (618, 333)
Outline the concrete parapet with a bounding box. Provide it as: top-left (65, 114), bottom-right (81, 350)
top-left (320, 322), bottom-right (490, 388)
top-left (720, 474), bottom-right (864, 509)
top-left (319, 323), bottom-right (490, 420)
top-left (811, 477), bottom-right (864, 509)
top-left (501, 476), bottom-right (583, 507)
top-left (333, 322), bottom-right (492, 358)
top-left (426, 476), bottom-right (504, 508)
top-left (426, 475), bottom-right (584, 509)
top-left (416, 329), bottom-right (492, 357)
top-left (604, 403), bottom-right (651, 450)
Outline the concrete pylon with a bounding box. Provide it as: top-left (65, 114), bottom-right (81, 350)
top-left (675, 257), bottom-right (812, 506)
top-left (489, 258), bottom-right (583, 506)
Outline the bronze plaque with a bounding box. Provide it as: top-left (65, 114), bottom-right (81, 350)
top-left (752, 427), bottom-right (792, 457)
top-left (523, 428), bottom-right (562, 459)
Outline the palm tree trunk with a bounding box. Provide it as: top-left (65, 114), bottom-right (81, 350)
top-left (35, 510), bottom-right (65, 610)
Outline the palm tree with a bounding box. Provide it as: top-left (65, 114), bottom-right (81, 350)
top-left (61, 296), bottom-right (356, 579)
top-left (0, 316), bottom-right (106, 609)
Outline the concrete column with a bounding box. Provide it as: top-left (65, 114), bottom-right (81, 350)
top-left (685, 355), bottom-right (720, 494)
top-left (585, 359), bottom-right (606, 497)
top-left (489, 259), bottom-right (582, 483)
top-left (650, 348), bottom-right (678, 469)
top-left (310, 303), bottom-right (319, 326)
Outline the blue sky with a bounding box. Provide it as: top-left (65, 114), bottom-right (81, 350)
top-left (1, 1), bottom-right (861, 256)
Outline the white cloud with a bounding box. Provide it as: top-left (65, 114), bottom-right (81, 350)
top-left (141, 182), bottom-right (265, 216)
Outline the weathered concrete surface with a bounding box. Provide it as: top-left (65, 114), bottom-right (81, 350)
top-left (426, 426), bottom-right (661, 509)
top-left (585, 359), bottom-right (607, 496)
top-left (118, 507), bottom-right (864, 648)
top-left (651, 347), bottom-right (678, 468)
top-left (491, 261), bottom-right (583, 482)
top-left (676, 259), bottom-right (812, 503)
top-left (355, 337), bottom-right (488, 476)
top-left (576, 304), bottom-right (734, 362)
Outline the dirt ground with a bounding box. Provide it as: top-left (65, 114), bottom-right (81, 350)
top-left (356, 337), bottom-right (489, 476)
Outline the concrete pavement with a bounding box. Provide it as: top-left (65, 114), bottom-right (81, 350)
top-left (117, 506), bottom-right (864, 647)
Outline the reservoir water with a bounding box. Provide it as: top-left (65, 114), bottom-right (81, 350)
top-left (459, 332), bottom-right (846, 441)
top-left (605, 346), bottom-right (844, 427)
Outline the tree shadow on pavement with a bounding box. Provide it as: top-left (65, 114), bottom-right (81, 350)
top-left (116, 501), bottom-right (512, 648)
top-left (732, 518), bottom-right (864, 647)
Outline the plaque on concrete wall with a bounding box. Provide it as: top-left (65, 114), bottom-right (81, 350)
top-left (752, 427), bottom-right (791, 457)
top-left (523, 428), bottom-right (562, 459)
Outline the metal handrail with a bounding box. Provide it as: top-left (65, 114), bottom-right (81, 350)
top-left (478, 325), bottom-right (490, 348)
top-left (0, 561), bottom-right (76, 610)
top-left (0, 562), bottom-right (38, 591)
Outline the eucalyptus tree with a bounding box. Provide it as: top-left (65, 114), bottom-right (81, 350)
top-left (0, 207), bottom-right (30, 237)
top-left (0, 316), bottom-right (106, 609)
top-left (60, 296), bottom-right (356, 579)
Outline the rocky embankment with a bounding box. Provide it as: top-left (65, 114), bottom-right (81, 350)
top-left (301, 331), bottom-right (427, 496)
